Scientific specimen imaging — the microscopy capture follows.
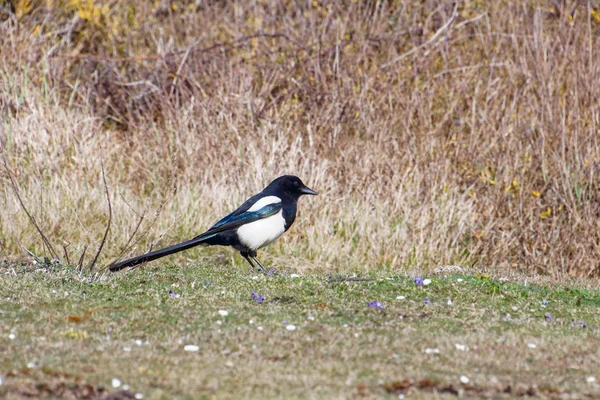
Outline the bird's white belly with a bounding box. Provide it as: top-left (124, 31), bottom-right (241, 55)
top-left (237, 210), bottom-right (286, 251)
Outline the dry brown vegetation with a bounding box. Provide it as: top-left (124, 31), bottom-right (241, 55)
top-left (1, 0), bottom-right (600, 276)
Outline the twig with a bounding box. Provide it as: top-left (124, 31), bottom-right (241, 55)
top-left (169, 39), bottom-right (199, 98)
top-left (62, 243), bottom-right (72, 266)
top-left (76, 245), bottom-right (88, 272)
top-left (1, 151), bottom-right (60, 260)
top-left (381, 2), bottom-right (459, 69)
top-left (107, 204), bottom-right (145, 269)
top-left (105, 154), bottom-right (176, 271)
top-left (86, 155), bottom-right (111, 274)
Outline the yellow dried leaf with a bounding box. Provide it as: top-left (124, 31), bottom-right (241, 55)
top-left (540, 208), bottom-right (552, 219)
top-left (59, 329), bottom-right (89, 339)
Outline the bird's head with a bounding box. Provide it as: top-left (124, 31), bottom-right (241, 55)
top-left (268, 175), bottom-right (317, 198)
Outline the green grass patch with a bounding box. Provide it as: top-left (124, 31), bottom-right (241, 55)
top-left (1, 264), bottom-right (599, 399)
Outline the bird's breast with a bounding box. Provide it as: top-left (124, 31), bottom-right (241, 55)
top-left (236, 210), bottom-right (287, 251)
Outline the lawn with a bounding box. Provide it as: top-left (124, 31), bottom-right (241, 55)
top-left (2, 3), bottom-right (600, 398)
top-left (1, 263), bottom-right (599, 399)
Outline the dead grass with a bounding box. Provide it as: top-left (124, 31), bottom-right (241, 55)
top-left (1, 1), bottom-right (600, 276)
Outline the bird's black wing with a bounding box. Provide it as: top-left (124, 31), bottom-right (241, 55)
top-left (192, 202), bottom-right (282, 240)
top-left (109, 202), bottom-right (282, 272)
top-left (206, 191), bottom-right (268, 230)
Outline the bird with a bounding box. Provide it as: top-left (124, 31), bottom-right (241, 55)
top-left (109, 175), bottom-right (317, 272)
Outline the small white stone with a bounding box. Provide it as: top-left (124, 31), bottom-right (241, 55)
top-left (218, 310), bottom-right (229, 316)
top-left (447, 298), bottom-right (453, 305)
top-left (225, 360), bottom-right (234, 368)
top-left (527, 343), bottom-right (537, 349)
top-left (455, 343), bottom-right (469, 351)
top-left (134, 339), bottom-right (143, 346)
top-left (460, 375), bottom-right (469, 384)
top-left (586, 376), bottom-right (596, 383)
top-left (457, 278), bottom-right (464, 282)
top-left (343, 324), bottom-right (348, 328)
top-left (52, 290), bottom-right (57, 294)
top-left (8, 333), bottom-right (16, 340)
top-left (26, 361), bottom-right (36, 368)
top-left (354, 333), bottom-right (359, 338)
top-left (396, 295), bottom-right (406, 300)
top-left (249, 319), bottom-right (254, 324)
top-left (307, 315), bottom-right (315, 321)
top-left (123, 346), bottom-right (132, 352)
top-left (112, 378), bottom-right (122, 388)
top-left (286, 324), bottom-right (297, 331)
top-left (216, 320), bottom-right (222, 325)
top-left (184, 345), bottom-right (199, 352)
top-left (123, 385), bottom-right (130, 391)
top-left (252, 344), bottom-right (257, 349)
top-left (424, 348), bottom-right (440, 354)
top-left (251, 276), bottom-right (259, 280)
top-left (290, 274), bottom-right (301, 278)
top-left (134, 394), bottom-right (143, 400)
top-left (511, 306), bottom-right (518, 311)
top-left (257, 326), bottom-right (264, 331)
top-left (423, 279), bottom-right (432, 286)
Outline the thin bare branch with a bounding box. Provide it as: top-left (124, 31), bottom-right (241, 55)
top-left (1, 152), bottom-right (60, 260)
top-left (87, 155), bottom-right (112, 274)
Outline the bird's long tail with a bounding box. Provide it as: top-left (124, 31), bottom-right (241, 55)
top-left (109, 232), bottom-right (215, 272)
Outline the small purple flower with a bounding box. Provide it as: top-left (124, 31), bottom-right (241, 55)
top-left (267, 268), bottom-right (276, 275)
top-left (368, 301), bottom-right (384, 309)
top-left (580, 320), bottom-right (586, 328)
top-left (251, 292), bottom-right (265, 304)
top-left (541, 299), bottom-right (548, 306)
top-left (414, 277), bottom-right (424, 286)
top-left (169, 289), bottom-right (180, 299)
top-left (424, 298), bottom-right (431, 305)
top-left (545, 313), bottom-right (553, 321)
top-left (108, 327), bottom-right (113, 334)
top-left (572, 320), bottom-right (577, 327)
top-left (282, 320), bottom-right (288, 325)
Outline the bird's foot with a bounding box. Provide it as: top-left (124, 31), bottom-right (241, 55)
top-left (251, 256), bottom-right (268, 273)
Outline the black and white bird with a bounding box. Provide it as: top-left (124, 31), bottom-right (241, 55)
top-left (109, 175), bottom-right (317, 272)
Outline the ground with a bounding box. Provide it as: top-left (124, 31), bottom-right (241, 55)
top-left (1, 263), bottom-right (599, 399)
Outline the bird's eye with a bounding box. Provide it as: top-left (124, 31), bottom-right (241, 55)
top-left (294, 181), bottom-right (299, 187)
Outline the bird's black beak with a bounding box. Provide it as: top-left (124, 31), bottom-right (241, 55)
top-left (300, 186), bottom-right (318, 196)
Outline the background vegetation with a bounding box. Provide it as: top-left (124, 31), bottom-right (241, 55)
top-left (1, 0), bottom-right (600, 276)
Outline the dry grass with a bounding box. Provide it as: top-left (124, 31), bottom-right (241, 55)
top-left (1, 0), bottom-right (600, 276)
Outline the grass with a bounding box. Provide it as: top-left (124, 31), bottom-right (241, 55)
top-left (1, 1), bottom-right (600, 276)
top-left (2, 263), bottom-right (600, 399)
top-left (1, 1), bottom-right (600, 396)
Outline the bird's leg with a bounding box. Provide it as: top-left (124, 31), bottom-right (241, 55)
top-left (241, 251), bottom-right (259, 272)
top-left (247, 250), bottom-right (268, 273)
top-left (250, 256), bottom-right (268, 273)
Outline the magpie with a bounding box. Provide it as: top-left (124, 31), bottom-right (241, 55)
top-left (109, 175), bottom-right (317, 272)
